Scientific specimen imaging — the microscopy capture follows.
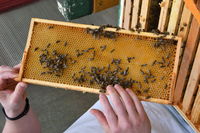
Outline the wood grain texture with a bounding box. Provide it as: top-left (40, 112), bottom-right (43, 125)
top-left (167, 0), bottom-right (184, 34)
top-left (130, 0), bottom-right (141, 29)
top-left (158, 0), bottom-right (171, 32)
top-left (182, 41), bottom-right (200, 113)
top-left (177, 3), bottom-right (192, 42)
top-left (139, 0), bottom-right (151, 31)
top-left (119, 0), bottom-right (125, 27)
top-left (123, 0), bottom-right (132, 29)
top-left (170, 37), bottom-right (182, 102)
top-left (191, 85), bottom-right (200, 124)
top-left (174, 16), bottom-right (200, 104)
top-left (184, 0), bottom-right (200, 24)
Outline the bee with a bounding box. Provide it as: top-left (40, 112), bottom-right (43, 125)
top-left (64, 42), bottom-right (68, 46)
top-left (152, 60), bottom-right (157, 66)
top-left (89, 58), bottom-right (94, 61)
top-left (56, 40), bottom-right (61, 43)
top-left (151, 79), bottom-right (156, 83)
top-left (160, 65), bottom-right (166, 68)
top-left (162, 57), bottom-right (165, 63)
top-left (46, 43), bottom-right (51, 48)
top-left (164, 84), bottom-right (168, 89)
top-left (48, 26), bottom-right (54, 29)
top-left (41, 72), bottom-right (46, 75)
top-left (116, 27), bottom-right (121, 31)
top-left (144, 78), bottom-right (149, 84)
top-left (99, 89), bottom-right (106, 93)
top-left (141, 64), bottom-right (147, 67)
top-left (160, 76), bottom-right (165, 80)
top-left (180, 27), bottom-right (184, 32)
top-left (143, 88), bottom-right (150, 93)
top-left (55, 74), bottom-right (61, 77)
top-left (110, 49), bottom-right (115, 53)
top-left (140, 69), bottom-right (145, 75)
top-left (145, 95), bottom-right (151, 99)
top-left (136, 90), bottom-right (142, 94)
top-left (100, 45), bottom-right (107, 51)
top-left (127, 57), bottom-right (135, 63)
top-left (34, 47), bottom-right (39, 51)
top-left (130, 28), bottom-right (135, 32)
top-left (166, 53), bottom-right (170, 59)
top-left (138, 82), bottom-right (142, 89)
top-left (183, 23), bottom-right (187, 27)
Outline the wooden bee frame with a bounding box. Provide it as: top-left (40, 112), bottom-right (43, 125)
top-left (17, 17), bottom-right (182, 107)
top-left (120, 0), bottom-right (200, 132)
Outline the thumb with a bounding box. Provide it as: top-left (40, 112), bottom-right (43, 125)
top-left (90, 109), bottom-right (109, 131)
top-left (13, 82), bottom-right (27, 101)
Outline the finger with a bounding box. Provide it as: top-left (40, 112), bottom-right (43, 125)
top-left (0, 71), bottom-right (18, 80)
top-left (99, 93), bottom-right (118, 128)
top-left (0, 65), bottom-right (15, 73)
top-left (12, 82), bottom-right (27, 102)
top-left (114, 85), bottom-right (139, 118)
top-left (13, 64), bottom-right (21, 71)
top-left (126, 88), bottom-right (146, 116)
top-left (107, 85), bottom-right (128, 121)
top-left (90, 109), bottom-right (110, 132)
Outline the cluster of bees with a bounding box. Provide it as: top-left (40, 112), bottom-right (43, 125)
top-left (33, 24), bottom-right (175, 99)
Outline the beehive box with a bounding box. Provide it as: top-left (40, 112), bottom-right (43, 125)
top-left (17, 18), bottom-right (181, 105)
top-left (120, 0), bottom-right (200, 132)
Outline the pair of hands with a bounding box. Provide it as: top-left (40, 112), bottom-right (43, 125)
top-left (0, 64), bottom-right (151, 133)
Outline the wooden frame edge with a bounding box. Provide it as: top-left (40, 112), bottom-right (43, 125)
top-left (170, 37), bottom-right (182, 103)
top-left (174, 105), bottom-right (200, 133)
top-left (16, 19), bottom-right (35, 82)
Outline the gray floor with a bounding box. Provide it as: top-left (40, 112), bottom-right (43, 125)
top-left (0, 0), bottom-right (119, 132)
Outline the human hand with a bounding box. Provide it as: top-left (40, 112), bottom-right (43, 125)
top-left (90, 84), bottom-right (151, 133)
top-left (0, 64), bottom-right (28, 118)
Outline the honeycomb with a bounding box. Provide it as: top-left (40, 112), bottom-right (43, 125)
top-left (20, 18), bottom-right (180, 104)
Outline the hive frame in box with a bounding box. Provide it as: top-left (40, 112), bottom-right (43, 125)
top-left (119, 0), bottom-right (200, 132)
top-left (16, 18), bottom-right (182, 105)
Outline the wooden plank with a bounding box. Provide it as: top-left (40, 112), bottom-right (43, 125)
top-left (16, 19), bottom-right (35, 81)
top-left (184, 0), bottom-right (200, 25)
top-left (167, 0), bottom-right (184, 34)
top-left (158, 0), bottom-right (171, 32)
top-left (93, 0), bottom-right (119, 13)
top-left (174, 17), bottom-right (200, 104)
top-left (170, 37), bottom-right (182, 102)
top-left (123, 0), bottom-right (132, 29)
top-left (174, 105), bottom-right (200, 133)
top-left (176, 3), bottom-right (193, 77)
top-left (130, 0), bottom-right (141, 29)
top-left (182, 41), bottom-right (200, 113)
top-left (139, 0), bottom-right (151, 31)
top-left (191, 85), bottom-right (200, 124)
top-left (177, 3), bottom-right (192, 42)
top-left (119, 0), bottom-right (125, 27)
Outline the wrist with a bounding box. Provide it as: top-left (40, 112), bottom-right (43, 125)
top-left (4, 100), bottom-right (26, 118)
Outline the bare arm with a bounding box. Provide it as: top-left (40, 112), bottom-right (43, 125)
top-left (0, 65), bottom-right (41, 133)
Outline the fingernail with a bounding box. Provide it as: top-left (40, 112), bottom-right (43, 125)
top-left (89, 109), bottom-right (94, 114)
top-left (19, 82), bottom-right (27, 88)
top-left (106, 85), bottom-right (113, 89)
top-left (12, 74), bottom-right (18, 77)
